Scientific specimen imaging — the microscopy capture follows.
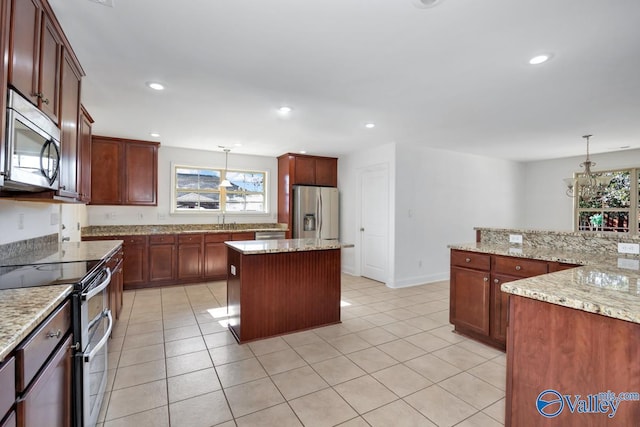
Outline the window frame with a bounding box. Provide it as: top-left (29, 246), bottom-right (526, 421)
top-left (170, 163), bottom-right (268, 215)
top-left (572, 167), bottom-right (639, 235)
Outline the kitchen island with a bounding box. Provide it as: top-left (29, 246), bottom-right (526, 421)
top-left (225, 238), bottom-right (342, 343)
top-left (450, 228), bottom-right (640, 426)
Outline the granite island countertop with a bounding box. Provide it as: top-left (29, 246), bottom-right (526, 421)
top-left (449, 242), bottom-right (640, 324)
top-left (0, 285), bottom-right (73, 362)
top-left (226, 238), bottom-right (347, 255)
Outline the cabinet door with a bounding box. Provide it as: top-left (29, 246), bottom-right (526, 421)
top-left (490, 274), bottom-right (515, 345)
top-left (314, 157), bottom-right (337, 187)
top-left (293, 156), bottom-right (316, 185)
top-left (57, 51), bottom-right (81, 199)
top-left (37, 13), bottom-right (60, 122)
top-left (204, 242), bottom-right (227, 279)
top-left (90, 138), bottom-right (122, 204)
top-left (149, 244), bottom-right (176, 282)
top-left (77, 106), bottom-right (93, 203)
top-left (1, 0), bottom-right (10, 179)
top-left (9, 0), bottom-right (40, 105)
top-left (124, 142), bottom-right (158, 205)
top-left (16, 334), bottom-right (72, 427)
top-left (450, 266), bottom-right (490, 336)
top-left (122, 236), bottom-right (148, 288)
top-left (178, 244), bottom-right (202, 279)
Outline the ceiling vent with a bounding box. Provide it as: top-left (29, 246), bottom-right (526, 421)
top-left (412, 0), bottom-right (445, 8)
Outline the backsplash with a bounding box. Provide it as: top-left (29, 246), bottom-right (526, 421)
top-left (476, 227), bottom-right (640, 254)
top-left (0, 233), bottom-right (59, 261)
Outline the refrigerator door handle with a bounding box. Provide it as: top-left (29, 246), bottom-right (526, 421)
top-left (317, 191), bottom-right (322, 238)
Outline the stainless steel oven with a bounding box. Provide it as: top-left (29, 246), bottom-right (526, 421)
top-left (1, 88), bottom-right (61, 191)
top-left (72, 265), bottom-right (113, 427)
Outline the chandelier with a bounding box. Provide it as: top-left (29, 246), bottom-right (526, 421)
top-left (563, 135), bottom-right (611, 202)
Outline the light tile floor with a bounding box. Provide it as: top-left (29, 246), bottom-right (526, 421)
top-left (97, 275), bottom-right (506, 427)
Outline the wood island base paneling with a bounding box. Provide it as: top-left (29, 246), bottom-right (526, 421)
top-left (226, 247), bottom-right (341, 343)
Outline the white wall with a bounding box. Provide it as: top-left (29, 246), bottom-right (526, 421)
top-left (392, 144), bottom-right (525, 287)
top-left (87, 146), bottom-right (279, 226)
top-left (0, 200), bottom-right (62, 245)
top-left (523, 148), bottom-right (640, 230)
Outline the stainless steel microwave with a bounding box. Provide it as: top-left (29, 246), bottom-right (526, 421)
top-left (1, 89), bottom-right (61, 192)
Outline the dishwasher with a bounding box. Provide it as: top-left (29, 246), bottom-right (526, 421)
top-left (254, 231), bottom-right (286, 240)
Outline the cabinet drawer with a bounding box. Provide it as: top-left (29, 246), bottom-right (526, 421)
top-left (179, 234), bottom-right (203, 244)
top-left (451, 250), bottom-right (490, 271)
top-left (232, 232), bottom-right (255, 241)
top-left (493, 255), bottom-right (548, 278)
top-left (205, 233), bottom-right (230, 243)
top-left (149, 234), bottom-right (176, 245)
top-left (0, 357), bottom-right (15, 418)
top-left (16, 301), bottom-right (71, 393)
top-left (123, 235), bottom-right (147, 245)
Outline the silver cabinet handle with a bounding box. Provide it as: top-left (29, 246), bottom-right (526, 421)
top-left (483, 277), bottom-right (488, 282)
top-left (465, 258), bottom-right (471, 263)
top-left (494, 278), bottom-right (500, 284)
top-left (47, 329), bottom-right (62, 339)
top-left (515, 265), bottom-right (522, 271)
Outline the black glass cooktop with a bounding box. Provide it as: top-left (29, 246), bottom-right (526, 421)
top-left (0, 260), bottom-right (102, 291)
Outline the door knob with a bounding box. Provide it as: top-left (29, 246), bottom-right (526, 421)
top-left (360, 227), bottom-right (364, 231)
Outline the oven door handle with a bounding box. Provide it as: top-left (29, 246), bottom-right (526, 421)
top-left (84, 309), bottom-right (113, 363)
top-left (81, 267), bottom-right (112, 301)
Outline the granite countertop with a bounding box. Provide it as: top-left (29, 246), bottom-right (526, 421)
top-left (0, 240), bottom-right (123, 268)
top-left (449, 242), bottom-right (640, 324)
top-left (82, 223), bottom-right (287, 237)
top-left (0, 285), bottom-right (73, 363)
top-left (226, 238), bottom-right (345, 255)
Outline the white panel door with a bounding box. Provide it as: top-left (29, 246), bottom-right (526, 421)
top-left (361, 166), bottom-right (388, 282)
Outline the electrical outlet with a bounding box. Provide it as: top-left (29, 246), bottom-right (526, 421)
top-left (617, 258), bottom-right (639, 270)
top-left (18, 213), bottom-right (24, 230)
top-left (137, 213), bottom-right (144, 220)
top-left (50, 212), bottom-right (59, 225)
top-left (618, 243), bottom-right (640, 255)
top-left (418, 260), bottom-right (422, 267)
top-left (509, 234), bottom-right (523, 244)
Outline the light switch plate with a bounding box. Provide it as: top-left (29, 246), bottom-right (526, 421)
top-left (230, 265), bottom-right (237, 276)
top-left (618, 243), bottom-right (640, 255)
top-left (509, 234), bottom-right (523, 244)
top-left (617, 258), bottom-right (640, 270)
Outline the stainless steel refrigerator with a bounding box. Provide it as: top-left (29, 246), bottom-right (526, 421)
top-left (293, 185), bottom-right (339, 240)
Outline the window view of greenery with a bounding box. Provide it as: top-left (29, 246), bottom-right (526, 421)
top-left (174, 166), bottom-right (265, 213)
top-left (576, 168), bottom-right (639, 234)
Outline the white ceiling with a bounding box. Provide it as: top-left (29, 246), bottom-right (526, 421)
top-left (49, 0), bottom-right (640, 161)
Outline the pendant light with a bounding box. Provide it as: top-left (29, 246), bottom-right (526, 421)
top-left (563, 135), bottom-right (611, 202)
top-left (219, 147), bottom-right (232, 188)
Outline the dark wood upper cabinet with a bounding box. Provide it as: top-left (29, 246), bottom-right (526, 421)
top-left (90, 136), bottom-right (159, 206)
top-left (0, 0), bottom-right (10, 174)
top-left (56, 50), bottom-right (81, 199)
top-left (9, 0), bottom-right (63, 123)
top-left (77, 105), bottom-right (93, 203)
top-left (278, 153), bottom-right (338, 237)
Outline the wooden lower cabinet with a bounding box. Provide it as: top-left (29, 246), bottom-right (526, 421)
top-left (121, 236), bottom-right (148, 289)
top-left (178, 234), bottom-right (203, 280)
top-left (16, 334), bottom-right (72, 427)
top-left (506, 295), bottom-right (640, 426)
top-left (450, 266), bottom-right (490, 336)
top-left (450, 250), bottom-right (565, 350)
top-left (204, 234), bottom-right (229, 279)
top-left (149, 235), bottom-right (177, 283)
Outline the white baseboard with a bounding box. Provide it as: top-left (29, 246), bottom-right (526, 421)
top-left (387, 272), bottom-right (449, 289)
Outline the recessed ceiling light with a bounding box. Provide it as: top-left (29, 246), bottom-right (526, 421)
top-left (412, 0), bottom-right (445, 9)
top-left (149, 132), bottom-right (160, 138)
top-left (529, 54), bottom-right (552, 65)
top-left (365, 123), bottom-right (376, 129)
top-left (278, 106), bottom-right (293, 114)
top-left (146, 82), bottom-right (165, 91)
